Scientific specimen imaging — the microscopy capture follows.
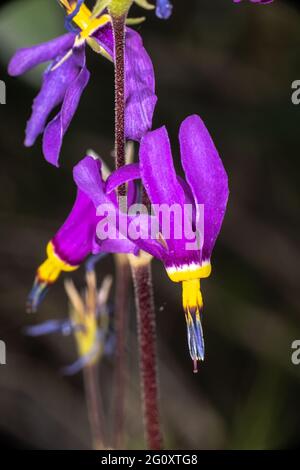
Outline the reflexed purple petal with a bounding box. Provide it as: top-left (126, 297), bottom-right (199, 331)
top-left (73, 155), bottom-right (136, 211)
top-left (74, 156), bottom-right (165, 260)
top-left (53, 190), bottom-right (98, 266)
top-left (8, 33), bottom-right (75, 76)
top-left (73, 156), bottom-right (105, 207)
top-left (24, 319), bottom-right (73, 337)
top-left (139, 126), bottom-right (201, 267)
top-left (93, 237), bottom-right (137, 255)
top-left (94, 24), bottom-right (157, 141)
top-left (125, 28), bottom-right (157, 141)
top-left (43, 51), bottom-right (90, 166)
top-left (179, 115), bottom-right (229, 262)
top-left (92, 22), bottom-right (114, 58)
top-left (25, 49), bottom-right (85, 148)
top-left (105, 163), bottom-right (140, 194)
top-left (139, 126), bottom-right (185, 208)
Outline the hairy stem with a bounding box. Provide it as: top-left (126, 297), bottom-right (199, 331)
top-left (111, 13), bottom-right (127, 197)
top-left (83, 362), bottom-right (106, 450)
top-left (129, 253), bottom-right (163, 450)
top-left (111, 10), bottom-right (130, 449)
top-left (113, 253), bottom-right (131, 449)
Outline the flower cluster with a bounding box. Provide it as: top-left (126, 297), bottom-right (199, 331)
top-left (9, 0), bottom-right (229, 371)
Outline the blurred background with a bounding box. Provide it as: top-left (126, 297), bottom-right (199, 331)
top-left (0, 0), bottom-right (300, 450)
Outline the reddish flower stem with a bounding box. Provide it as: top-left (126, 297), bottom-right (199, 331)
top-left (111, 13), bottom-right (130, 449)
top-left (111, 13), bottom-right (126, 197)
top-left (129, 254), bottom-right (163, 450)
top-left (111, 10), bottom-right (162, 451)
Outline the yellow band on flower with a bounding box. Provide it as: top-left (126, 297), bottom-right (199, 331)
top-left (37, 242), bottom-right (79, 284)
top-left (182, 279), bottom-right (203, 313)
top-left (167, 262), bottom-right (212, 283)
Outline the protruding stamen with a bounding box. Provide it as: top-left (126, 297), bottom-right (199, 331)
top-left (26, 277), bottom-right (50, 313)
top-left (182, 279), bottom-right (205, 365)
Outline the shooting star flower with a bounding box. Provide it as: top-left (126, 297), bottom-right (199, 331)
top-left (8, 0), bottom-right (156, 166)
top-left (27, 158), bottom-right (137, 313)
top-left (74, 114), bottom-right (229, 370)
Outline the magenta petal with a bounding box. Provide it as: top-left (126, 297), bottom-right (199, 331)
top-left (93, 237), bottom-right (137, 255)
top-left (94, 24), bottom-right (157, 141)
top-left (105, 162), bottom-right (140, 209)
top-left (139, 126), bottom-right (185, 208)
top-left (8, 33), bottom-right (75, 76)
top-left (92, 22), bottom-right (114, 57)
top-left (73, 156), bottom-right (106, 206)
top-left (74, 156), bottom-right (166, 260)
top-left (74, 156), bottom-right (142, 255)
top-left (25, 49), bottom-right (85, 148)
top-left (179, 115), bottom-right (229, 262)
top-left (105, 163), bottom-right (140, 194)
top-left (43, 59), bottom-right (90, 166)
top-left (53, 190), bottom-right (98, 266)
top-left (124, 28), bottom-right (157, 141)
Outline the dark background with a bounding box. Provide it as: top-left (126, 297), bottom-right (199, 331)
top-left (0, 0), bottom-right (300, 449)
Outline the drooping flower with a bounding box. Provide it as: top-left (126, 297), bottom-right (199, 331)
top-left (8, 0), bottom-right (157, 166)
top-left (27, 158), bottom-right (137, 312)
top-left (74, 114), bottom-right (229, 370)
top-left (25, 273), bottom-right (114, 375)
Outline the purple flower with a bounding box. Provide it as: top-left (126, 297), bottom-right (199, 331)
top-left (74, 115), bottom-right (229, 368)
top-left (27, 189), bottom-right (97, 312)
top-left (8, 2), bottom-right (156, 166)
top-left (27, 158), bottom-right (137, 312)
top-left (156, 0), bottom-right (173, 19)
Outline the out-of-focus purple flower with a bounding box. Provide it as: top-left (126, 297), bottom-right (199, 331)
top-left (74, 114), bottom-right (229, 369)
top-left (8, 1), bottom-right (156, 166)
top-left (156, 0), bottom-right (173, 19)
